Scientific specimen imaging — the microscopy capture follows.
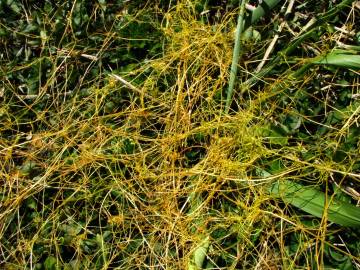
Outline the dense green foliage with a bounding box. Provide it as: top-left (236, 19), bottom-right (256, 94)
top-left (1, 0), bottom-right (360, 269)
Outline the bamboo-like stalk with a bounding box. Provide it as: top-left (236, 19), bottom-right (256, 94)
top-left (225, 0), bottom-right (247, 113)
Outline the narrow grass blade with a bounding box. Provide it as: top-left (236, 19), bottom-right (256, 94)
top-left (313, 52), bottom-right (360, 69)
top-left (270, 180), bottom-right (360, 227)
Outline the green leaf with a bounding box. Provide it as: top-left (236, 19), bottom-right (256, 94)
top-left (244, 0), bottom-right (282, 28)
top-left (44, 256), bottom-right (58, 270)
top-left (98, 0), bottom-right (106, 11)
top-left (355, 32), bottom-right (360, 45)
top-left (20, 160), bottom-right (37, 175)
top-left (259, 125), bottom-right (289, 146)
top-left (338, 258), bottom-right (355, 270)
top-left (188, 235), bottom-right (210, 270)
top-left (7, 0), bottom-right (21, 14)
top-left (314, 52), bottom-right (360, 69)
top-left (270, 180), bottom-right (360, 227)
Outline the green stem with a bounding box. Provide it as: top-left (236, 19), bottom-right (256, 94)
top-left (225, 0), bottom-right (247, 113)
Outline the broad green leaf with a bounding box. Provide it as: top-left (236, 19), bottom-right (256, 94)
top-left (188, 235), bottom-right (210, 270)
top-left (270, 180), bottom-right (360, 227)
top-left (44, 256), bottom-right (58, 270)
